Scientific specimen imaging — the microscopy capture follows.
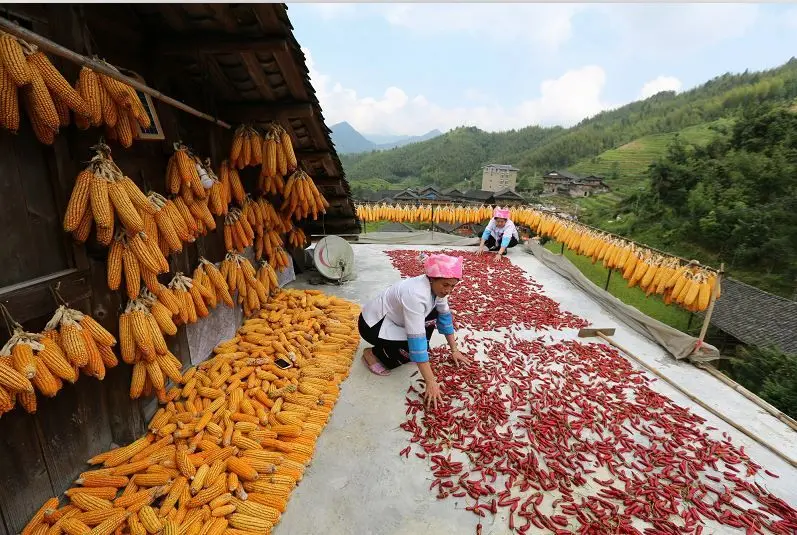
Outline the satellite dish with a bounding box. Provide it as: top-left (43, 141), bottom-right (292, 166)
top-left (313, 235), bottom-right (354, 281)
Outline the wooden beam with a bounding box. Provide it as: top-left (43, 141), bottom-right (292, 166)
top-left (207, 4), bottom-right (238, 32)
top-left (241, 52), bottom-right (276, 101)
top-left (157, 4), bottom-right (188, 31)
top-left (154, 35), bottom-right (286, 56)
top-left (273, 47), bottom-right (308, 100)
top-left (203, 55), bottom-right (240, 102)
top-left (296, 149), bottom-right (331, 160)
top-left (0, 269), bottom-right (92, 325)
top-left (220, 101), bottom-right (314, 121)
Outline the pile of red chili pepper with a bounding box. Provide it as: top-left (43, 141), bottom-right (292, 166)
top-left (385, 249), bottom-right (588, 331)
top-left (387, 249), bottom-right (796, 534)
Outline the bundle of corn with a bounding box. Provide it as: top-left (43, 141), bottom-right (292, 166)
top-left (257, 198), bottom-right (290, 234)
top-left (269, 247), bottom-right (291, 273)
top-left (107, 229), bottom-right (169, 298)
top-left (118, 298), bottom-right (183, 401)
top-left (286, 227), bottom-right (306, 249)
top-left (0, 306), bottom-right (120, 416)
top-left (280, 170), bottom-right (328, 221)
top-left (62, 143), bottom-right (155, 243)
top-left (230, 125), bottom-right (264, 170)
top-left (20, 290), bottom-right (360, 535)
top-left (259, 123), bottom-right (297, 193)
top-left (256, 230), bottom-right (285, 265)
top-left (255, 261), bottom-right (280, 297)
top-left (220, 160), bottom-right (245, 206)
top-left (166, 144), bottom-right (208, 205)
top-left (221, 253), bottom-right (270, 317)
top-left (194, 258), bottom-right (235, 309)
top-left (0, 33), bottom-right (93, 143)
top-left (144, 192), bottom-right (197, 256)
top-left (0, 314), bottom-right (115, 416)
top-left (223, 208), bottom-right (255, 253)
top-left (526, 213), bottom-right (722, 312)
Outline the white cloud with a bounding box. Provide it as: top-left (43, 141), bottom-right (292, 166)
top-left (304, 47), bottom-right (612, 136)
top-left (639, 76), bottom-right (682, 99)
top-left (378, 3), bottom-right (585, 51)
top-left (602, 4), bottom-right (759, 55)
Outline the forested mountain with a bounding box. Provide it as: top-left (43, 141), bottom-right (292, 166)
top-left (341, 58), bottom-right (797, 197)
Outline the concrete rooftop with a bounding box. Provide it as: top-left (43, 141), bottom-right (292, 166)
top-left (277, 244), bottom-right (797, 535)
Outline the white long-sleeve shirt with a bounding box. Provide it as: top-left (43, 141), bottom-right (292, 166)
top-left (361, 274), bottom-right (453, 344)
top-left (482, 218), bottom-right (519, 247)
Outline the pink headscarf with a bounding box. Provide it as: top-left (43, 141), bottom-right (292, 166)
top-left (422, 254), bottom-right (464, 279)
top-left (493, 207), bottom-right (510, 219)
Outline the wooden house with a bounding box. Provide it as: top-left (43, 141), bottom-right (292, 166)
top-left (0, 4), bottom-right (357, 532)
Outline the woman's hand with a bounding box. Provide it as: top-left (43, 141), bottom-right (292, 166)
top-left (476, 244), bottom-right (484, 256)
top-left (451, 348), bottom-right (471, 367)
top-left (423, 379), bottom-right (443, 409)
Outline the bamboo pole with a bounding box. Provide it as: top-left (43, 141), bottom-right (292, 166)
top-left (0, 17), bottom-right (232, 129)
top-left (594, 331), bottom-right (797, 468)
top-left (695, 262), bottom-right (724, 350)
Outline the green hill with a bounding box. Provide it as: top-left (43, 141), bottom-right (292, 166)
top-left (342, 58), bottom-right (797, 203)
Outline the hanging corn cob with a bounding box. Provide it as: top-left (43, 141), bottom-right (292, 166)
top-left (229, 125), bottom-right (263, 170)
top-left (220, 253), bottom-right (270, 317)
top-left (280, 170), bottom-right (328, 221)
top-left (63, 143), bottom-right (155, 241)
top-left (223, 208), bottom-right (255, 254)
top-left (118, 298), bottom-right (184, 401)
top-left (20, 289), bottom-right (360, 535)
top-left (0, 305), bottom-right (120, 417)
top-left (0, 33), bottom-right (92, 142)
top-left (257, 229), bottom-right (286, 265)
top-left (258, 198), bottom-right (289, 233)
top-left (286, 227), bottom-right (306, 249)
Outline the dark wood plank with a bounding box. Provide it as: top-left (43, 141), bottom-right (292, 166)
top-left (220, 101), bottom-right (313, 121)
top-left (0, 408), bottom-right (56, 535)
top-left (273, 48), bottom-right (308, 101)
top-left (0, 270), bottom-right (91, 325)
top-left (0, 132), bottom-right (27, 286)
top-left (204, 56), bottom-right (240, 103)
top-left (0, 505), bottom-right (10, 535)
top-left (155, 35), bottom-right (285, 56)
top-left (34, 365), bottom-right (112, 495)
top-left (241, 52), bottom-right (276, 101)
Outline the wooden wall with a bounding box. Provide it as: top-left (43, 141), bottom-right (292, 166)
top-left (0, 6), bottom-right (233, 533)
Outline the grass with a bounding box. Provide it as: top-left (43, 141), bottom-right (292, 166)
top-left (542, 239), bottom-right (695, 332)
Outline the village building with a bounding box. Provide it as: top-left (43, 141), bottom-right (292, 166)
top-left (542, 171), bottom-right (610, 197)
top-left (481, 164), bottom-right (520, 192)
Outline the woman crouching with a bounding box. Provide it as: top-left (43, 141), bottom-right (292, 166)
top-left (358, 253), bottom-right (471, 408)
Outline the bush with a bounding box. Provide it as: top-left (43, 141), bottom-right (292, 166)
top-left (724, 345), bottom-right (797, 420)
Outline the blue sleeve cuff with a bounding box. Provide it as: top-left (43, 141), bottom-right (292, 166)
top-left (407, 335), bottom-right (429, 363)
top-left (501, 235), bottom-right (511, 247)
top-left (436, 312), bottom-right (455, 335)
top-left (481, 229), bottom-right (491, 240)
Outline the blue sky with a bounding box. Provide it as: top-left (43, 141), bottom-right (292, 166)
top-left (287, 3), bottom-right (797, 136)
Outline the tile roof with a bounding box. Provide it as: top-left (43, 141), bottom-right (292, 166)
top-left (709, 278), bottom-right (797, 355)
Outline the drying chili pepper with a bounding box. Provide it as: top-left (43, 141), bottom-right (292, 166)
top-left (389, 249), bottom-right (796, 535)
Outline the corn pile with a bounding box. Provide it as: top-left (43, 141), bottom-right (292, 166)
top-left (0, 306), bottom-right (119, 416)
top-left (525, 211), bottom-right (721, 312)
top-left (20, 289), bottom-right (360, 535)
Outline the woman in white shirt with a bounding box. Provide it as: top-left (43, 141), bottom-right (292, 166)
top-left (358, 253), bottom-right (471, 408)
top-left (477, 207), bottom-right (519, 259)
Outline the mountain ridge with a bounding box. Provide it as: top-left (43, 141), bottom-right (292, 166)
top-left (330, 121), bottom-right (443, 154)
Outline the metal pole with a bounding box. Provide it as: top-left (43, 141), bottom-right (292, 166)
top-left (0, 17), bottom-right (232, 129)
top-left (604, 269), bottom-right (612, 291)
